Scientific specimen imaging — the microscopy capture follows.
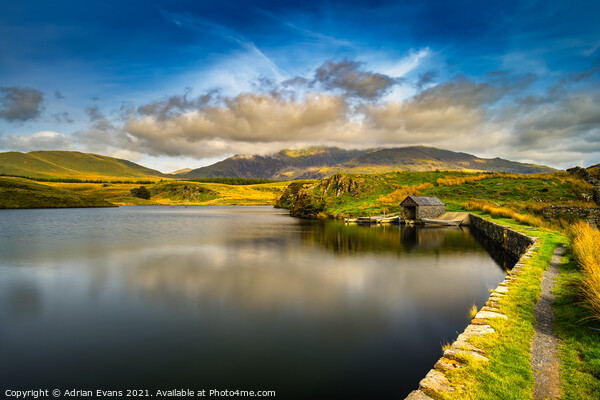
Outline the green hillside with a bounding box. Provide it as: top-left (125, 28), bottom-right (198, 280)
top-left (276, 171), bottom-right (592, 221)
top-left (0, 151), bottom-right (166, 180)
top-left (0, 177), bottom-right (116, 209)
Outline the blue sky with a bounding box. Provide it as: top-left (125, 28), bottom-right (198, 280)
top-left (1, 0), bottom-right (599, 171)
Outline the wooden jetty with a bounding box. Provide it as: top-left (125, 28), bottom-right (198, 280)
top-left (351, 213), bottom-right (401, 225)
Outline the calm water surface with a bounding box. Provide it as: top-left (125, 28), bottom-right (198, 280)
top-left (0, 206), bottom-right (508, 399)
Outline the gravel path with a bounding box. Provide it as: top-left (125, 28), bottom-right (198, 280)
top-left (531, 245), bottom-right (564, 400)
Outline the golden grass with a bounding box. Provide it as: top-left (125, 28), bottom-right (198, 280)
top-left (44, 180), bottom-right (290, 206)
top-left (463, 199), bottom-right (546, 227)
top-left (468, 304), bottom-right (478, 319)
top-left (437, 174), bottom-right (490, 186)
top-left (377, 182), bottom-right (434, 205)
top-left (441, 340), bottom-right (453, 352)
top-left (570, 221), bottom-right (600, 322)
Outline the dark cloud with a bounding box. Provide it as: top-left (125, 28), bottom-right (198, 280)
top-left (137, 88), bottom-right (220, 120)
top-left (85, 105), bottom-right (105, 122)
top-left (313, 60), bottom-right (397, 100)
top-left (513, 93), bottom-right (600, 147)
top-left (282, 76), bottom-right (312, 88)
top-left (517, 63), bottom-right (598, 107)
top-left (0, 86), bottom-right (44, 122)
top-left (410, 76), bottom-right (507, 109)
top-left (53, 112), bottom-right (74, 123)
top-left (416, 70), bottom-right (437, 89)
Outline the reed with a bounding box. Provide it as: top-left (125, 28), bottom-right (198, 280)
top-left (570, 221), bottom-right (600, 322)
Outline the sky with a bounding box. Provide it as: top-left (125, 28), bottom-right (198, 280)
top-left (1, 0), bottom-right (599, 172)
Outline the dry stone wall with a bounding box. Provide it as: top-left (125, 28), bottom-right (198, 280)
top-left (542, 205), bottom-right (600, 225)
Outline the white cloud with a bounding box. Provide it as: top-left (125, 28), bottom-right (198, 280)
top-left (0, 131), bottom-right (73, 151)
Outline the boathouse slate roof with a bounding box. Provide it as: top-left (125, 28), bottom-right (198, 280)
top-left (401, 196), bottom-right (445, 206)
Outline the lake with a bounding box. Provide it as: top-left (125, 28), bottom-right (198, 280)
top-left (0, 206), bottom-right (509, 399)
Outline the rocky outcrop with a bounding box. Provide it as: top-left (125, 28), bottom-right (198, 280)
top-left (567, 166), bottom-right (600, 205)
top-left (320, 173), bottom-right (361, 197)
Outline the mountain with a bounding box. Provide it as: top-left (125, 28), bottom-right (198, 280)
top-left (166, 168), bottom-right (193, 175)
top-left (182, 147), bottom-right (364, 180)
top-left (181, 146), bottom-right (555, 180)
top-left (0, 151), bottom-right (166, 180)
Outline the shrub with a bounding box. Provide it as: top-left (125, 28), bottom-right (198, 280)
top-left (130, 186), bottom-right (151, 199)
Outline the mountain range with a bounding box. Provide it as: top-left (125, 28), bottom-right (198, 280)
top-left (177, 146), bottom-right (556, 179)
top-left (0, 146), bottom-right (557, 181)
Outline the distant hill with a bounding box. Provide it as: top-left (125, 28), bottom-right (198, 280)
top-left (0, 151), bottom-right (166, 180)
top-left (181, 146), bottom-right (555, 180)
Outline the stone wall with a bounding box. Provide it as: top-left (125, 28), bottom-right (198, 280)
top-left (542, 205), bottom-right (600, 225)
top-left (416, 205), bottom-right (446, 219)
top-left (469, 214), bottom-right (535, 258)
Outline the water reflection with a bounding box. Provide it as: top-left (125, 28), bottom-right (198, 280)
top-left (0, 206), bottom-right (507, 399)
top-left (302, 220), bottom-right (515, 269)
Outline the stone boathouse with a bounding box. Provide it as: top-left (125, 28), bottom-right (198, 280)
top-left (400, 196), bottom-right (445, 222)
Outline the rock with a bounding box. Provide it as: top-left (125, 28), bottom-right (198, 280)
top-left (434, 357), bottom-right (462, 371)
top-left (405, 390), bottom-right (435, 400)
top-left (494, 286), bottom-right (509, 294)
top-left (475, 310), bottom-right (508, 320)
top-left (444, 348), bottom-right (490, 363)
top-left (419, 369), bottom-right (455, 393)
top-left (453, 340), bottom-right (484, 353)
top-left (460, 324), bottom-right (495, 338)
top-left (481, 306), bottom-right (501, 313)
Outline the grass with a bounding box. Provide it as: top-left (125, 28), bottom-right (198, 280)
top-left (433, 229), bottom-right (567, 400)
top-left (418, 205), bottom-right (599, 400)
top-left (0, 150), bottom-right (165, 180)
top-left (0, 177), bottom-right (115, 208)
top-left (568, 221), bottom-right (600, 322)
top-left (278, 170), bottom-right (593, 219)
top-left (468, 304), bottom-right (478, 320)
top-left (25, 179), bottom-right (292, 207)
top-left (553, 243), bottom-right (600, 400)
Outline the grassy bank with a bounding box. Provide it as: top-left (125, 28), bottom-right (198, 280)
top-left (1, 178), bottom-right (292, 208)
top-left (276, 171), bottom-right (593, 221)
top-left (428, 226), bottom-right (566, 400)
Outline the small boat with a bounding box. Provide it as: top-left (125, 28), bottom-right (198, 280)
top-left (345, 218), bottom-right (358, 224)
top-left (421, 218), bottom-right (462, 226)
top-left (377, 216), bottom-right (400, 224)
top-left (357, 217), bottom-right (377, 225)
